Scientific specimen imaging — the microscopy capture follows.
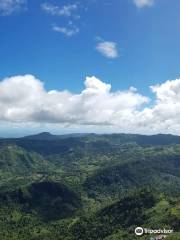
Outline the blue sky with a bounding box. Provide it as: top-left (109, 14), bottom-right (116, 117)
top-left (1, 0), bottom-right (180, 136)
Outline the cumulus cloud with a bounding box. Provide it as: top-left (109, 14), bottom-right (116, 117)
top-left (0, 0), bottom-right (26, 16)
top-left (133, 0), bottom-right (154, 8)
top-left (96, 41), bottom-right (118, 59)
top-left (1, 74), bottom-right (180, 134)
top-left (41, 3), bottom-right (78, 17)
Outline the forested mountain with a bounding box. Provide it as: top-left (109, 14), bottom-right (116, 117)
top-left (23, 132), bottom-right (90, 141)
top-left (2, 133), bottom-right (180, 155)
top-left (0, 133), bottom-right (179, 239)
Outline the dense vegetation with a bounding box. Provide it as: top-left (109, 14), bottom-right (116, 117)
top-left (0, 133), bottom-right (179, 239)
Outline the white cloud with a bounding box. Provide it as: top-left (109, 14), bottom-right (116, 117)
top-left (96, 41), bottom-right (119, 59)
top-left (133, 0), bottom-right (154, 8)
top-left (0, 75), bottom-right (148, 127)
top-left (53, 25), bottom-right (79, 37)
top-left (2, 75), bottom-right (180, 134)
top-left (41, 3), bottom-right (78, 17)
top-left (42, 3), bottom-right (80, 35)
top-left (0, 0), bottom-right (26, 16)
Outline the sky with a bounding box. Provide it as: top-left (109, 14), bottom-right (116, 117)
top-left (0, 0), bottom-right (180, 137)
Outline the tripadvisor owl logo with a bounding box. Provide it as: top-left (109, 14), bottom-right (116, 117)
top-left (135, 227), bottom-right (144, 236)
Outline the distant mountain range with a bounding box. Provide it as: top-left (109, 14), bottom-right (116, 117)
top-left (1, 132), bottom-right (180, 156)
top-left (22, 132), bottom-right (93, 140)
top-left (1, 131), bottom-right (180, 144)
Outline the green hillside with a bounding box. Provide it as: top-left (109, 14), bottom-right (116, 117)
top-left (0, 133), bottom-right (179, 239)
top-left (84, 152), bottom-right (180, 198)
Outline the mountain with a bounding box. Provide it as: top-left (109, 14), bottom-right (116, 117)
top-left (84, 133), bottom-right (180, 146)
top-left (0, 144), bottom-right (55, 173)
top-left (84, 149), bottom-right (180, 197)
top-left (23, 132), bottom-right (92, 141)
top-left (0, 145), bottom-right (55, 189)
top-left (71, 189), bottom-right (180, 240)
top-left (0, 181), bottom-right (82, 239)
top-left (0, 133), bottom-right (179, 239)
top-left (23, 132), bottom-right (60, 141)
top-left (0, 181), bottom-right (81, 221)
top-left (1, 133), bottom-right (180, 156)
top-left (0, 137), bottom-right (84, 155)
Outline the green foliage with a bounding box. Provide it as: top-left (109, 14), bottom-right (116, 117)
top-left (0, 181), bottom-right (81, 221)
top-left (0, 133), bottom-right (179, 239)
